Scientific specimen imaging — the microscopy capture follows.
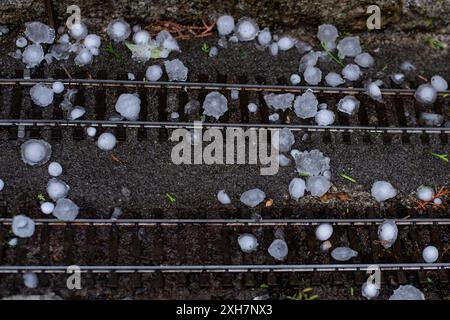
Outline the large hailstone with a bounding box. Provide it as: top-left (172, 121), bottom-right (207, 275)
top-left (238, 233), bottom-right (258, 253)
top-left (268, 239), bottom-right (288, 261)
top-left (47, 178), bottom-right (70, 201)
top-left (263, 93), bottom-right (295, 111)
top-left (30, 83), bottom-right (54, 107)
top-left (355, 52), bottom-right (375, 68)
top-left (315, 109), bottom-right (335, 126)
top-left (289, 178), bottom-right (306, 200)
top-left (21, 139), bottom-right (52, 166)
top-left (12, 215), bottom-right (35, 238)
top-left (416, 186), bottom-right (435, 201)
top-left (422, 246), bottom-right (439, 263)
top-left (377, 220), bottom-right (398, 248)
top-left (97, 132), bottom-right (117, 151)
top-left (69, 22), bottom-right (88, 40)
top-left (240, 188), bottom-right (265, 208)
top-left (430, 75), bottom-right (448, 92)
top-left (217, 15), bottom-right (235, 36)
top-left (303, 66), bottom-right (322, 85)
top-left (331, 247), bottom-right (358, 261)
top-left (294, 90), bottom-right (318, 119)
top-left (107, 19), bottom-right (131, 42)
top-left (145, 65), bottom-right (163, 81)
top-left (337, 96), bottom-right (360, 115)
top-left (315, 223), bottom-right (333, 241)
top-left (164, 59), bottom-right (188, 82)
top-left (371, 181), bottom-right (397, 202)
top-left (22, 44), bottom-right (44, 68)
top-left (234, 18), bottom-right (259, 41)
top-left (317, 24), bottom-right (338, 44)
top-left (325, 72), bottom-right (345, 87)
top-left (115, 93), bottom-right (141, 121)
top-left (389, 285), bottom-right (425, 300)
top-left (24, 21), bottom-right (55, 44)
top-left (337, 36), bottom-right (362, 58)
top-left (342, 64), bottom-right (361, 81)
top-left (48, 161), bottom-right (63, 177)
top-left (415, 84), bottom-right (437, 105)
top-left (307, 176), bottom-right (332, 197)
top-left (277, 128), bottom-right (295, 152)
top-left (202, 91), bottom-right (228, 120)
top-left (53, 198), bottom-right (79, 221)
top-left (292, 149), bottom-right (330, 177)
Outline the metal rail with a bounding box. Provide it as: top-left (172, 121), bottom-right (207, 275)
top-left (0, 263), bottom-right (449, 273)
top-left (1, 218), bottom-right (449, 226)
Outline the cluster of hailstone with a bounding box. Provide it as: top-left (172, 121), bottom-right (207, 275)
top-left (125, 26), bottom-right (180, 62)
top-left (290, 149), bottom-right (332, 198)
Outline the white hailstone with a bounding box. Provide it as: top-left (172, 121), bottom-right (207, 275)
top-left (315, 223), bottom-right (333, 241)
top-left (24, 21), bottom-right (55, 44)
top-left (58, 33), bottom-right (70, 44)
top-left (362, 282), bottom-right (380, 299)
top-left (290, 74), bottom-right (301, 85)
top-left (247, 102), bottom-right (258, 113)
top-left (277, 36), bottom-right (295, 51)
top-left (0, 179), bottom-right (3, 191)
top-left (337, 36), bottom-right (362, 58)
top-left (430, 75), bottom-right (448, 92)
top-left (133, 30), bottom-right (150, 45)
top-left (12, 215), bottom-right (35, 238)
top-left (240, 188), bottom-right (265, 207)
top-left (170, 112), bottom-right (179, 120)
top-left (8, 238), bottom-right (18, 247)
top-left (277, 128), bottom-right (295, 152)
top-left (145, 65), bottom-right (163, 82)
top-left (331, 247), bottom-right (358, 261)
top-left (342, 64), bottom-right (361, 81)
top-left (209, 46), bottom-right (218, 57)
top-left (315, 109), bottom-right (335, 126)
top-left (294, 90), bottom-right (318, 119)
top-left (268, 239), bottom-right (288, 261)
top-left (371, 181), bottom-right (397, 202)
top-left (217, 190), bottom-right (231, 205)
top-left (52, 81), bottom-right (64, 94)
top-left (89, 47), bottom-right (100, 56)
top-left (337, 96), bottom-right (360, 115)
top-left (68, 106), bottom-right (86, 120)
top-left (40, 202), bottom-right (55, 215)
top-left (22, 44), bottom-right (44, 68)
top-left (304, 66), bottom-right (322, 85)
top-left (419, 112), bottom-right (444, 126)
top-left (84, 34), bottom-right (101, 49)
top-left (422, 246), bottom-right (439, 263)
top-left (355, 52), bottom-right (375, 68)
top-left (268, 113), bottom-right (279, 122)
top-left (74, 48), bottom-right (93, 66)
top-left (16, 36), bottom-right (28, 48)
top-left (307, 176), bottom-right (332, 197)
top-left (23, 272), bottom-right (39, 289)
top-left (164, 59), bottom-right (188, 82)
top-left (416, 186), bottom-right (435, 202)
top-left (391, 73), bottom-right (405, 85)
top-left (299, 51), bottom-right (319, 72)
top-left (47, 178), bottom-right (69, 201)
top-left (202, 91), bottom-right (228, 120)
top-left (433, 198), bottom-right (442, 205)
top-left (323, 170), bottom-right (332, 180)
top-left (415, 84), bottom-right (437, 105)
top-left (269, 42), bottom-right (279, 56)
top-left (289, 178), bottom-right (306, 200)
top-left (86, 127), bottom-right (96, 137)
top-left (230, 89), bottom-right (239, 100)
top-left (127, 73), bottom-right (135, 81)
top-left (115, 93), bottom-right (141, 121)
top-left (317, 24), bottom-right (338, 43)
top-left (264, 93), bottom-right (295, 111)
top-left (325, 72), bottom-right (345, 87)
top-left (238, 233), bottom-right (258, 253)
top-left (278, 154), bottom-right (291, 166)
top-left (30, 83), bottom-right (54, 107)
top-left (48, 162), bottom-right (63, 177)
top-left (366, 81), bottom-right (383, 102)
top-left (217, 15), bottom-right (235, 36)
top-left (389, 285), bottom-right (425, 300)
top-left (132, 25), bottom-right (141, 33)
top-left (228, 35), bottom-right (238, 43)
top-left (52, 198), bottom-right (79, 221)
top-left (400, 61), bottom-right (416, 73)
top-left (97, 132), bottom-right (117, 151)
top-left (21, 139), bottom-right (52, 166)
top-left (258, 28), bottom-right (272, 47)
top-left (295, 41), bottom-right (313, 54)
top-left (107, 19), bottom-right (131, 42)
top-left (377, 220), bottom-right (398, 248)
top-left (234, 18), bottom-right (259, 41)
top-left (69, 22), bottom-right (88, 40)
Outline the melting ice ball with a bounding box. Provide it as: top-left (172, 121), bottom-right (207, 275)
top-left (84, 34), bottom-right (102, 49)
top-left (422, 246), bottom-right (438, 263)
top-left (23, 272), bottom-right (39, 289)
top-left (331, 247), bottom-right (358, 261)
top-left (325, 72), bottom-right (344, 87)
top-left (217, 15), bottom-right (235, 36)
top-left (277, 36), bottom-right (295, 51)
top-left (202, 91), bottom-right (228, 120)
top-left (238, 233), bottom-right (258, 253)
top-left (366, 82), bottom-right (383, 101)
top-left (146, 65), bottom-right (163, 81)
top-left (257, 28), bottom-right (272, 47)
top-left (354, 52), bottom-right (375, 68)
top-left (115, 93), bottom-right (141, 121)
top-left (52, 81), bottom-right (64, 94)
top-left (69, 22), bottom-right (88, 40)
top-left (40, 202), bottom-right (55, 215)
top-left (337, 96), bottom-right (360, 115)
top-left (53, 198), bottom-right (79, 221)
top-left (68, 106), bottom-right (86, 120)
top-left (315, 223), bottom-right (333, 241)
top-left (415, 84), bottom-right (437, 105)
top-left (264, 93), bottom-right (295, 111)
top-left (315, 110), bottom-right (335, 126)
top-left (97, 132), bottom-right (117, 151)
top-left (389, 285), bottom-right (425, 300)
top-left (371, 181), bottom-right (397, 202)
top-left (430, 75), bottom-right (448, 92)
top-left (234, 18), bottom-right (259, 41)
top-left (240, 188), bottom-right (265, 208)
top-left (217, 190), bottom-right (231, 205)
top-left (377, 220), bottom-right (398, 248)
top-left (107, 19), bottom-right (131, 42)
top-left (24, 21), bottom-right (55, 44)
top-left (416, 186), bottom-right (435, 202)
top-left (342, 64), bottom-right (361, 81)
top-left (74, 48), bottom-right (93, 66)
top-left (307, 176), bottom-right (332, 197)
top-left (294, 90), bottom-right (318, 119)
top-left (47, 178), bottom-right (70, 201)
top-left (48, 161), bottom-right (63, 177)
top-left (362, 282), bottom-right (380, 300)
top-left (268, 239), bottom-right (288, 261)
top-left (133, 30), bottom-right (151, 45)
top-left (21, 139), bottom-right (52, 166)
top-left (304, 66), bottom-right (322, 85)
top-left (288, 178), bottom-right (306, 200)
top-left (164, 59), bottom-right (188, 82)
top-left (12, 215), bottom-right (35, 238)
top-left (317, 24), bottom-right (338, 44)
top-left (30, 83), bottom-right (54, 107)
top-left (337, 36), bottom-right (362, 58)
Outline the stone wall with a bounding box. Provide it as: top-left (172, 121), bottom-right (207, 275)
top-left (1, 0), bottom-right (449, 31)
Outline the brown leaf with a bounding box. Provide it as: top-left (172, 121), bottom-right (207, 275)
top-left (320, 192), bottom-right (352, 202)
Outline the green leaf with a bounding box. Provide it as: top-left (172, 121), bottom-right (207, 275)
top-left (340, 173), bottom-right (357, 183)
top-left (350, 287), bottom-right (354, 297)
top-left (320, 41), bottom-right (345, 67)
top-left (302, 287), bottom-right (313, 293)
top-left (106, 42), bottom-right (121, 60)
top-left (308, 294), bottom-right (319, 300)
top-left (431, 152), bottom-right (448, 163)
top-left (298, 172), bottom-right (310, 177)
top-left (201, 43), bottom-right (210, 54)
top-left (36, 193), bottom-right (46, 202)
top-left (166, 193), bottom-right (176, 203)
top-left (260, 283), bottom-right (269, 289)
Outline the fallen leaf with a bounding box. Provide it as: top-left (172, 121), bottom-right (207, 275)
top-left (320, 192), bottom-right (352, 202)
top-left (265, 199), bottom-right (273, 207)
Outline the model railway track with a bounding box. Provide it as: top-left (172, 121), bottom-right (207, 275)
top-left (0, 70), bottom-right (448, 143)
